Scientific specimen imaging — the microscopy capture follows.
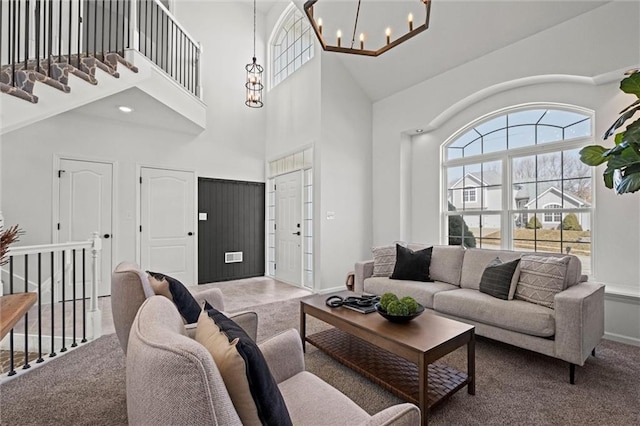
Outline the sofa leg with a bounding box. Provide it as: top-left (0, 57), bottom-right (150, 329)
top-left (592, 347), bottom-right (596, 357)
top-left (569, 363), bottom-right (576, 385)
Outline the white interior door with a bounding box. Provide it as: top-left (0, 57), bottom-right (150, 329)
top-left (275, 171), bottom-right (302, 286)
top-left (140, 167), bottom-right (195, 285)
top-left (58, 159), bottom-right (113, 297)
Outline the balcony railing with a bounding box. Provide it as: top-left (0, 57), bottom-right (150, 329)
top-left (0, 233), bottom-right (102, 381)
top-left (0, 0), bottom-right (201, 99)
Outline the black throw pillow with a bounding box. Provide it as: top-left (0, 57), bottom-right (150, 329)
top-left (204, 302), bottom-right (293, 426)
top-left (147, 271), bottom-right (201, 323)
top-left (390, 244), bottom-right (433, 282)
top-left (479, 258), bottom-right (521, 300)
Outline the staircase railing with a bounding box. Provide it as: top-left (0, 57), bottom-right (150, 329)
top-left (0, 233), bottom-right (102, 381)
top-left (0, 0), bottom-right (201, 99)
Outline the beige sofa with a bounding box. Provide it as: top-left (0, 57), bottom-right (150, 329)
top-left (355, 245), bottom-right (605, 384)
top-left (126, 296), bottom-right (420, 425)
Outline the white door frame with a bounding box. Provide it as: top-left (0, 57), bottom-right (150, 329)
top-left (135, 164), bottom-right (198, 285)
top-left (52, 154), bottom-right (118, 295)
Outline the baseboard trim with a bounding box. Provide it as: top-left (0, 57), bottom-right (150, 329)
top-left (317, 286), bottom-right (347, 295)
top-left (604, 332), bottom-right (640, 347)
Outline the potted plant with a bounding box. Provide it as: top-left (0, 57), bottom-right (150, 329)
top-left (580, 69), bottom-right (640, 194)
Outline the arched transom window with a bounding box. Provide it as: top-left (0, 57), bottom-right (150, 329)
top-left (271, 5), bottom-right (314, 88)
top-left (443, 106), bottom-right (594, 273)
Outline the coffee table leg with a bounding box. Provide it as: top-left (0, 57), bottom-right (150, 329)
top-left (419, 354), bottom-right (428, 425)
top-left (300, 303), bottom-right (306, 353)
top-left (468, 330), bottom-right (475, 395)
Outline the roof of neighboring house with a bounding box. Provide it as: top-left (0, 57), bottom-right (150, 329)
top-left (449, 170), bottom-right (502, 188)
top-left (523, 186), bottom-right (591, 208)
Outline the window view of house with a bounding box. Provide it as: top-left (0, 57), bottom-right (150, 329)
top-left (444, 108), bottom-right (593, 273)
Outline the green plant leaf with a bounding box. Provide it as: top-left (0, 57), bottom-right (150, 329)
top-left (620, 99), bottom-right (640, 114)
top-left (606, 150), bottom-right (640, 170)
top-left (620, 72), bottom-right (640, 98)
top-left (615, 172), bottom-right (640, 194)
top-left (622, 118), bottom-right (640, 147)
top-left (603, 169), bottom-right (614, 189)
top-left (603, 107), bottom-right (640, 139)
top-left (615, 132), bottom-right (625, 144)
top-left (603, 141), bottom-right (629, 157)
top-left (579, 145), bottom-right (608, 166)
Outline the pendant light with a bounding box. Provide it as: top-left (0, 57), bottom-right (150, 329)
top-left (246, 0), bottom-right (264, 107)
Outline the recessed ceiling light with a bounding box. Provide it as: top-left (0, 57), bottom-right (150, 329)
top-left (416, 129), bottom-right (424, 133)
top-left (118, 106), bottom-right (134, 113)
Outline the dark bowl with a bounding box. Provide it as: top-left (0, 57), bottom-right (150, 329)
top-left (375, 303), bottom-right (425, 323)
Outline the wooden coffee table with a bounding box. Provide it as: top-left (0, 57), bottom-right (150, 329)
top-left (300, 291), bottom-right (475, 425)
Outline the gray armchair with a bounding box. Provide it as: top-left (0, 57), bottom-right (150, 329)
top-left (126, 296), bottom-right (420, 426)
top-left (111, 261), bottom-right (257, 354)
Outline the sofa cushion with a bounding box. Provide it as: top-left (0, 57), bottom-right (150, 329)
top-left (147, 271), bottom-right (200, 323)
top-left (515, 255), bottom-right (571, 309)
top-left (364, 277), bottom-right (458, 309)
top-left (391, 245), bottom-right (433, 282)
top-left (460, 249), bottom-right (522, 290)
top-left (372, 244), bottom-right (399, 277)
top-left (479, 258), bottom-right (521, 300)
top-left (433, 288), bottom-right (555, 337)
top-left (430, 245), bottom-right (465, 286)
top-left (196, 305), bottom-right (292, 426)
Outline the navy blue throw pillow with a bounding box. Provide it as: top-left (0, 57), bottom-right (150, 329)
top-left (147, 271), bottom-right (200, 323)
top-left (204, 302), bottom-right (293, 426)
top-left (390, 244), bottom-right (433, 282)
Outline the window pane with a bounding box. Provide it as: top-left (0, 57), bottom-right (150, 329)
top-left (447, 166), bottom-right (464, 190)
top-left (463, 163), bottom-right (481, 189)
top-left (272, 8), bottom-right (314, 87)
top-left (483, 129), bottom-right (507, 154)
top-left (512, 155), bottom-right (537, 184)
top-left (480, 215), bottom-right (501, 249)
top-left (537, 125), bottom-right (563, 144)
top-left (536, 180), bottom-right (562, 209)
top-left (465, 138), bottom-right (482, 157)
top-left (563, 178), bottom-right (591, 205)
top-left (508, 109), bottom-right (546, 126)
top-left (563, 149), bottom-right (590, 179)
top-left (448, 189), bottom-right (464, 211)
top-left (508, 125), bottom-right (535, 149)
top-left (564, 118), bottom-right (591, 139)
top-left (538, 152), bottom-right (562, 181)
top-left (538, 110), bottom-right (589, 128)
top-left (475, 115), bottom-right (506, 136)
top-left (448, 147), bottom-right (463, 160)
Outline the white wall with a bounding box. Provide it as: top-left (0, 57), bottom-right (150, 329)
top-left (1, 1), bottom-right (268, 272)
top-left (372, 1), bottom-right (640, 343)
top-left (318, 54), bottom-right (372, 292)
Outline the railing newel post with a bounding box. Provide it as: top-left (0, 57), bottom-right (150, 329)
top-left (87, 232), bottom-right (103, 340)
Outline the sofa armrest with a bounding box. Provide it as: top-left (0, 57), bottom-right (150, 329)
top-left (191, 287), bottom-right (225, 311)
top-left (355, 260), bottom-right (374, 293)
top-left (259, 329), bottom-right (305, 384)
top-left (184, 311), bottom-right (258, 341)
top-left (554, 282), bottom-right (605, 366)
top-left (357, 403), bottom-right (420, 426)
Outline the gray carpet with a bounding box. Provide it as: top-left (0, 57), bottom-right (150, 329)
top-left (1, 297), bottom-right (639, 425)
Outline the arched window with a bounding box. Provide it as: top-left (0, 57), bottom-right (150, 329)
top-left (271, 5), bottom-right (314, 88)
top-left (443, 105), bottom-right (594, 272)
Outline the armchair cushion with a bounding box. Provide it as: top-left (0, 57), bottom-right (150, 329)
top-left (147, 271), bottom-right (201, 323)
top-left (196, 304), bottom-right (292, 426)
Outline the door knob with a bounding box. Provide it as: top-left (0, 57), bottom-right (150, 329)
top-left (293, 231), bottom-right (301, 236)
top-left (103, 234), bottom-right (110, 239)
top-left (188, 232), bottom-right (194, 236)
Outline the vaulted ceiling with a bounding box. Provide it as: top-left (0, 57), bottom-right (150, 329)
top-left (261, 0), bottom-right (608, 101)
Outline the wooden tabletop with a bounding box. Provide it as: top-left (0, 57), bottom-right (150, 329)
top-left (0, 293), bottom-right (37, 339)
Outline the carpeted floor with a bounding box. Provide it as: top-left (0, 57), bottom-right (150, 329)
top-left (1, 297), bottom-right (639, 425)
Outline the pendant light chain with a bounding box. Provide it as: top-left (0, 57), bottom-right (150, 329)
top-left (350, 0), bottom-right (362, 49)
top-left (245, 0), bottom-right (264, 107)
top-left (253, 0), bottom-right (257, 59)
